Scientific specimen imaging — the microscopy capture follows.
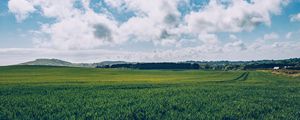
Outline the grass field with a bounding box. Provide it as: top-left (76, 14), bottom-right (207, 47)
top-left (0, 65), bottom-right (300, 119)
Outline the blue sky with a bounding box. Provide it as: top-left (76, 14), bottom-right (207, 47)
top-left (0, 0), bottom-right (300, 65)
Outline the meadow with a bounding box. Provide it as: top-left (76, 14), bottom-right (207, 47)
top-left (0, 65), bottom-right (300, 119)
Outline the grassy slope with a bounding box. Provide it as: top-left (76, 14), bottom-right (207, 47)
top-left (0, 65), bottom-right (243, 85)
top-left (0, 65), bottom-right (300, 119)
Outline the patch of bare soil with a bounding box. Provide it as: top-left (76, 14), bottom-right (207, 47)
top-left (271, 70), bottom-right (300, 77)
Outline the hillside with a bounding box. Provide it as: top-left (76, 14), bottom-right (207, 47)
top-left (19, 59), bottom-right (128, 68)
top-left (20, 59), bottom-right (73, 66)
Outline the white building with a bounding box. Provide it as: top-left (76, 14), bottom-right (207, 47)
top-left (273, 67), bottom-right (280, 70)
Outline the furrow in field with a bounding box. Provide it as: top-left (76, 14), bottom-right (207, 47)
top-left (217, 72), bottom-right (249, 83)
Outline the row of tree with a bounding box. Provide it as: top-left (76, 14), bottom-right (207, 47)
top-left (97, 63), bottom-right (200, 69)
top-left (96, 58), bottom-right (300, 70)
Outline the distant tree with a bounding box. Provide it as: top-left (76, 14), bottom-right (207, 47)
top-left (97, 63), bottom-right (200, 70)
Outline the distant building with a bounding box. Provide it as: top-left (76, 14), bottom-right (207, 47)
top-left (273, 67), bottom-right (280, 70)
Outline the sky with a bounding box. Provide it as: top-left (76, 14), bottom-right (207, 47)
top-left (0, 0), bottom-right (300, 65)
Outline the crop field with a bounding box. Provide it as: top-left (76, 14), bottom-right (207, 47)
top-left (0, 65), bottom-right (300, 119)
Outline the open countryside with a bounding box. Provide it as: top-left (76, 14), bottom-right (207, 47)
top-left (1, 65), bottom-right (300, 119)
top-left (1, 0), bottom-right (300, 119)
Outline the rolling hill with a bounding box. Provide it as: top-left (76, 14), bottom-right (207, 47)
top-left (19, 58), bottom-right (128, 68)
top-left (20, 59), bottom-right (73, 66)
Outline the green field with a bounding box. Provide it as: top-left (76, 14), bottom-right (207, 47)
top-left (0, 65), bottom-right (300, 119)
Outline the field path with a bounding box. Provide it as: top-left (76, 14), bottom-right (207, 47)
top-left (218, 72), bottom-right (249, 83)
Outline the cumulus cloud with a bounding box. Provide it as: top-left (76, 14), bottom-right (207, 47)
top-left (32, 0), bottom-right (82, 20)
top-left (8, 0), bottom-right (184, 49)
top-left (116, 0), bottom-right (183, 45)
top-left (184, 0), bottom-right (288, 33)
top-left (290, 13), bottom-right (300, 22)
top-left (263, 32), bottom-right (279, 40)
top-left (198, 33), bottom-right (220, 45)
top-left (224, 40), bottom-right (246, 52)
top-left (31, 3), bottom-right (121, 49)
top-left (249, 32), bottom-right (284, 50)
top-left (6, 0), bottom-right (292, 56)
top-left (286, 32), bottom-right (292, 39)
top-left (8, 0), bottom-right (35, 22)
top-left (223, 34), bottom-right (246, 52)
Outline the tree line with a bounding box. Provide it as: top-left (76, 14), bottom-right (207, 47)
top-left (96, 63), bottom-right (200, 69)
top-left (96, 58), bottom-right (300, 70)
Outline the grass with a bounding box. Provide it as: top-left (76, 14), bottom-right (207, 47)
top-left (0, 65), bottom-right (300, 119)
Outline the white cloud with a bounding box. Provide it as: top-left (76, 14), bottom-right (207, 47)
top-left (263, 32), bottom-right (279, 40)
top-left (9, 0), bottom-right (289, 49)
top-left (286, 32), bottom-right (292, 39)
top-left (184, 0), bottom-right (287, 33)
top-left (34, 10), bottom-right (121, 50)
top-left (8, 0), bottom-right (82, 21)
top-left (223, 34), bottom-right (246, 52)
top-left (223, 40), bottom-right (246, 52)
top-left (249, 33), bottom-right (280, 50)
top-left (8, 0), bottom-right (36, 22)
top-left (119, 17), bottom-right (161, 42)
top-left (154, 39), bottom-right (181, 47)
top-left (198, 33), bottom-right (220, 45)
top-left (229, 34), bottom-right (238, 40)
top-left (290, 13), bottom-right (300, 22)
top-left (9, 0), bottom-right (186, 49)
top-left (116, 0), bottom-right (183, 45)
top-left (5, 0), bottom-right (296, 62)
top-left (32, 0), bottom-right (82, 20)
top-left (1, 39), bottom-right (300, 65)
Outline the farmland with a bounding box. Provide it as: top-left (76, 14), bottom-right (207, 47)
top-left (0, 65), bottom-right (300, 119)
